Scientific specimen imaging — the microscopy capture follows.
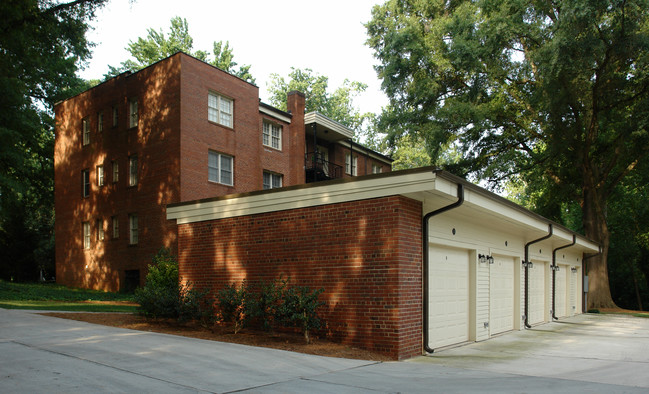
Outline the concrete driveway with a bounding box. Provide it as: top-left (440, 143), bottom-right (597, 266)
top-left (1, 309), bottom-right (647, 393)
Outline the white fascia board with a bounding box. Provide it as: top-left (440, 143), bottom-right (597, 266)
top-left (167, 170), bottom-right (436, 224)
top-left (259, 106), bottom-right (291, 123)
top-left (431, 175), bottom-right (600, 253)
top-left (304, 112), bottom-right (354, 139)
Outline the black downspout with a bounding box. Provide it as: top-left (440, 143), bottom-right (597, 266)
top-left (551, 235), bottom-right (576, 320)
top-left (524, 224), bottom-right (553, 329)
top-left (423, 183), bottom-right (464, 354)
top-left (312, 123), bottom-right (317, 182)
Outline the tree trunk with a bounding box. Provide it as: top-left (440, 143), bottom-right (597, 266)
top-left (582, 184), bottom-right (617, 309)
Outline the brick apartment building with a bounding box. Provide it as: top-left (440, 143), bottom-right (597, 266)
top-left (54, 52), bottom-right (392, 292)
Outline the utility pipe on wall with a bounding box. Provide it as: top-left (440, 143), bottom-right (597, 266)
top-left (551, 235), bottom-right (576, 320)
top-left (423, 183), bottom-right (464, 354)
top-left (523, 224), bottom-right (553, 329)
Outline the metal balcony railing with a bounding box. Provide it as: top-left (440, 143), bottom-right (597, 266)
top-left (305, 152), bottom-right (343, 182)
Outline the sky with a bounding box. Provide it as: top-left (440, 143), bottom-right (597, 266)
top-left (79, 0), bottom-right (389, 115)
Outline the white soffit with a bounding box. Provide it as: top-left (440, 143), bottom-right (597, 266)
top-left (259, 105), bottom-right (291, 123)
top-left (304, 112), bottom-right (354, 140)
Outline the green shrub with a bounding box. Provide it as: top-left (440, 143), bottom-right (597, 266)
top-left (278, 286), bottom-right (325, 344)
top-left (134, 249), bottom-right (180, 319)
top-left (248, 277), bottom-right (287, 332)
top-left (217, 280), bottom-right (249, 333)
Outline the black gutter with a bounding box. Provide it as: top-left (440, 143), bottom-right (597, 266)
top-left (423, 183), bottom-right (464, 354)
top-left (551, 235), bottom-right (576, 320)
top-left (523, 224), bottom-right (553, 329)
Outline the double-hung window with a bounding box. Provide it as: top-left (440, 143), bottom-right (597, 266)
top-left (82, 222), bottom-right (90, 249)
top-left (82, 117), bottom-right (90, 146)
top-left (345, 154), bottom-right (358, 176)
top-left (112, 161), bottom-right (119, 183)
top-left (82, 169), bottom-right (90, 197)
top-left (262, 121), bottom-right (282, 150)
top-left (98, 112), bottom-right (104, 132)
top-left (129, 214), bottom-right (138, 245)
top-left (97, 165), bottom-right (104, 187)
top-left (128, 155), bottom-right (138, 186)
top-left (112, 106), bottom-right (118, 127)
top-left (96, 219), bottom-right (105, 241)
top-left (208, 151), bottom-right (233, 186)
top-left (372, 164), bottom-right (382, 174)
top-left (112, 216), bottom-right (119, 238)
top-left (208, 92), bottom-right (233, 127)
top-left (263, 171), bottom-right (283, 190)
top-left (129, 99), bottom-right (138, 128)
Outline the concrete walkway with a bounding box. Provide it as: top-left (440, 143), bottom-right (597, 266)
top-left (1, 309), bottom-right (647, 393)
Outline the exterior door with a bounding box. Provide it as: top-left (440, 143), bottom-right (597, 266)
top-left (528, 261), bottom-right (547, 325)
top-left (428, 245), bottom-right (470, 349)
top-left (554, 265), bottom-right (567, 318)
top-left (490, 255), bottom-right (515, 335)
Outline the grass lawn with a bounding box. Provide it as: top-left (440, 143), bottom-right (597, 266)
top-left (0, 280), bottom-right (137, 313)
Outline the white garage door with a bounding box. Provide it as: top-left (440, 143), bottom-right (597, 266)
top-left (428, 245), bottom-right (470, 349)
top-left (490, 255), bottom-right (515, 335)
top-left (528, 261), bottom-right (546, 325)
top-left (554, 265), bottom-right (567, 318)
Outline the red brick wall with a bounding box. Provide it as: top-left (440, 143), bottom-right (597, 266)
top-left (177, 195), bottom-right (423, 360)
top-left (55, 56), bottom-right (183, 291)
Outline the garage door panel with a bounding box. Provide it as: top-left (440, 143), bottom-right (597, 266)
top-left (490, 255), bottom-right (514, 335)
top-left (554, 265), bottom-right (567, 318)
top-left (428, 245), bottom-right (469, 349)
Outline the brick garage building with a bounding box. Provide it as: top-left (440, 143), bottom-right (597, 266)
top-left (54, 52), bottom-right (391, 292)
top-left (168, 168), bottom-right (599, 360)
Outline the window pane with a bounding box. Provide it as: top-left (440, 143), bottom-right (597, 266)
top-left (112, 216), bottom-right (119, 238)
top-left (220, 155), bottom-right (232, 185)
top-left (273, 174), bottom-right (282, 188)
top-left (263, 172), bottom-right (270, 189)
top-left (221, 113), bottom-right (232, 127)
top-left (129, 156), bottom-right (138, 186)
top-left (208, 152), bottom-right (219, 182)
top-left (220, 98), bottom-right (231, 114)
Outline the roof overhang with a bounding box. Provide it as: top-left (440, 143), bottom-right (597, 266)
top-left (167, 167), bottom-right (600, 253)
top-left (304, 112), bottom-right (354, 142)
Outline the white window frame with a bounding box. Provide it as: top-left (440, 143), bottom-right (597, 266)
top-left (129, 99), bottom-right (138, 128)
top-left (82, 169), bottom-right (90, 197)
top-left (129, 214), bottom-right (138, 245)
top-left (97, 165), bottom-right (104, 187)
top-left (345, 154), bottom-right (358, 176)
top-left (83, 221), bottom-right (90, 249)
top-left (263, 171), bottom-right (283, 190)
top-left (96, 219), bottom-right (105, 241)
top-left (82, 117), bottom-right (90, 146)
top-left (129, 155), bottom-right (138, 186)
top-left (112, 161), bottom-right (119, 183)
top-left (112, 216), bottom-right (119, 239)
top-left (262, 121), bottom-right (282, 150)
top-left (208, 92), bottom-right (233, 127)
top-left (208, 151), bottom-right (234, 186)
top-left (372, 164), bottom-right (382, 174)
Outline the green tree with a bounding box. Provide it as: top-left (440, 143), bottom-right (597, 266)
top-left (106, 16), bottom-right (254, 83)
top-left (366, 0), bottom-right (649, 308)
top-left (0, 0), bottom-right (108, 281)
top-left (267, 67), bottom-right (371, 132)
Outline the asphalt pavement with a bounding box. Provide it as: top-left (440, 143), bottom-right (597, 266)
top-left (1, 309), bottom-right (647, 393)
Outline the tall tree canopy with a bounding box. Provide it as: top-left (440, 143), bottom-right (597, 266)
top-left (106, 16), bottom-right (255, 83)
top-left (0, 0), bottom-right (108, 280)
top-left (267, 67), bottom-right (371, 132)
top-left (366, 0), bottom-right (649, 308)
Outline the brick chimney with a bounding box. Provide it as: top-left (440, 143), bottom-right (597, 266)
top-left (286, 91), bottom-right (306, 185)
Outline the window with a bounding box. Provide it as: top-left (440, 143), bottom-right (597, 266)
top-left (112, 216), bottom-right (119, 238)
top-left (82, 117), bottom-right (90, 146)
top-left (129, 214), bottom-right (138, 245)
top-left (372, 164), bottom-right (382, 174)
top-left (262, 121), bottom-right (282, 150)
top-left (83, 222), bottom-right (90, 249)
top-left (263, 171), bottom-right (282, 190)
top-left (82, 169), bottom-right (90, 197)
top-left (98, 112), bottom-right (104, 132)
top-left (97, 165), bottom-right (104, 186)
top-left (112, 106), bottom-right (118, 127)
top-left (129, 99), bottom-right (138, 128)
top-left (207, 92), bottom-right (233, 127)
top-left (345, 154), bottom-right (357, 176)
top-left (129, 155), bottom-right (138, 186)
top-left (112, 161), bottom-right (119, 183)
top-left (96, 219), bottom-right (105, 241)
top-left (208, 151), bottom-right (233, 185)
